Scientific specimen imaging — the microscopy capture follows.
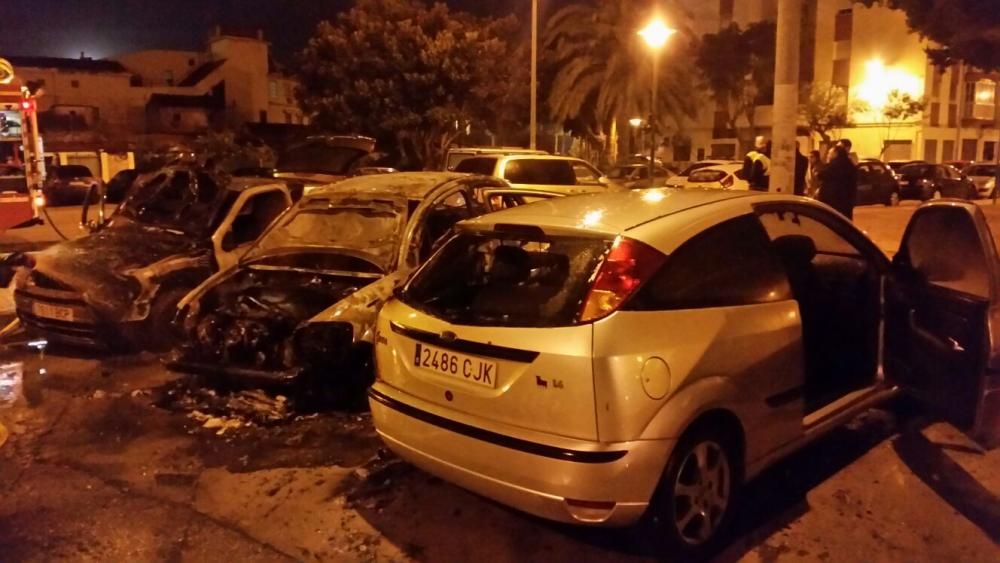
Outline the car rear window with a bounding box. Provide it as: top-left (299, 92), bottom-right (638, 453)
top-left (679, 162), bottom-right (715, 176)
top-left (966, 165), bottom-right (996, 176)
top-left (899, 164), bottom-right (931, 178)
top-left (687, 169), bottom-right (728, 183)
top-left (453, 157), bottom-right (498, 175)
top-left (402, 231), bottom-right (611, 327)
top-left (503, 160), bottom-right (576, 185)
top-left (57, 165), bottom-right (93, 178)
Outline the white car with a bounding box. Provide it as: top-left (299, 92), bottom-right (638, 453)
top-left (664, 160), bottom-right (741, 187)
top-left (963, 163), bottom-right (997, 198)
top-left (453, 154), bottom-right (614, 196)
top-left (370, 189), bottom-right (1000, 559)
top-left (682, 163), bottom-right (749, 190)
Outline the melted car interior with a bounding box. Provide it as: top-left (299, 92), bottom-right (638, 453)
top-left (758, 209), bottom-right (882, 414)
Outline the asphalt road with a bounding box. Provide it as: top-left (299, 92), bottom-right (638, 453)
top-left (0, 200), bottom-right (999, 562)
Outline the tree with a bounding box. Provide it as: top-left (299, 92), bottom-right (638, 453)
top-left (879, 89), bottom-right (925, 157)
top-left (192, 130), bottom-right (274, 172)
top-left (800, 83), bottom-right (855, 148)
top-left (695, 22), bottom-right (776, 152)
top-left (542, 1), bottom-right (698, 160)
top-left (295, 0), bottom-right (526, 170)
top-left (857, 0), bottom-right (1000, 70)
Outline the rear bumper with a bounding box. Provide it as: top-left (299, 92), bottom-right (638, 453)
top-left (369, 383), bottom-right (674, 526)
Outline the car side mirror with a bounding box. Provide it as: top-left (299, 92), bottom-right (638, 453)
top-left (80, 185), bottom-right (107, 232)
top-left (221, 231), bottom-right (237, 252)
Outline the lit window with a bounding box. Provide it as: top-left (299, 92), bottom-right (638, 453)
top-left (972, 80), bottom-right (997, 121)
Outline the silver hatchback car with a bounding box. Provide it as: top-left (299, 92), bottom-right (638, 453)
top-left (370, 189), bottom-right (1000, 558)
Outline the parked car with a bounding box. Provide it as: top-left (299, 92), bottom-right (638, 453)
top-left (897, 163), bottom-right (976, 200)
top-left (453, 154), bottom-right (612, 196)
top-left (605, 163), bottom-right (673, 188)
top-left (42, 164), bottom-right (102, 206)
top-left (273, 135), bottom-right (376, 196)
top-left (855, 159), bottom-right (900, 206)
top-left (682, 163), bottom-right (748, 190)
top-left (665, 160), bottom-right (741, 187)
top-left (105, 169), bottom-right (139, 203)
top-left (444, 146), bottom-right (548, 171)
top-left (886, 159), bottom-right (925, 179)
top-left (370, 189), bottom-right (1000, 558)
top-left (15, 166), bottom-right (294, 350)
top-left (963, 163), bottom-right (997, 198)
top-left (167, 172), bottom-right (561, 396)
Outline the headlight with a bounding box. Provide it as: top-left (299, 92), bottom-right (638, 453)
top-left (293, 322), bottom-right (354, 367)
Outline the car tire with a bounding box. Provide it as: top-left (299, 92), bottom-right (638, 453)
top-left (884, 190), bottom-right (900, 207)
top-left (638, 424), bottom-right (740, 561)
top-left (140, 286), bottom-right (193, 353)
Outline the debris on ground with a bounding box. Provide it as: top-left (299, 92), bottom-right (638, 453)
top-left (333, 449), bottom-right (412, 511)
top-left (224, 390), bottom-right (289, 424)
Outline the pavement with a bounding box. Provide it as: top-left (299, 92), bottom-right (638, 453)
top-left (0, 201), bottom-right (999, 562)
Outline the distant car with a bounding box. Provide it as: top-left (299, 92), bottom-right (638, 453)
top-left (682, 164), bottom-right (748, 190)
top-left (944, 160), bottom-right (973, 171)
top-left (43, 164), bottom-right (102, 206)
top-left (105, 169), bottom-right (139, 203)
top-left (605, 163), bottom-right (673, 188)
top-left (963, 163), bottom-right (997, 198)
top-left (665, 160), bottom-right (741, 187)
top-left (897, 163), bottom-right (976, 201)
top-left (856, 159), bottom-right (900, 206)
top-left (453, 154), bottom-right (612, 196)
top-left (444, 147), bottom-right (548, 171)
top-left (886, 159), bottom-right (925, 179)
top-left (371, 190), bottom-right (1000, 559)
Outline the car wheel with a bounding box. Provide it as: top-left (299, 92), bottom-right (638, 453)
top-left (932, 188), bottom-right (943, 200)
top-left (138, 286), bottom-right (193, 352)
top-left (885, 190), bottom-right (900, 207)
top-left (640, 425), bottom-right (739, 560)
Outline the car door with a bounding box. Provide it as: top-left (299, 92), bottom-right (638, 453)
top-left (212, 186), bottom-right (293, 271)
top-left (885, 201), bottom-right (1000, 446)
top-left (856, 163), bottom-right (875, 204)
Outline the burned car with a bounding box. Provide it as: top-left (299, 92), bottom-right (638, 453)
top-left (167, 172), bottom-right (558, 394)
top-left (14, 166), bottom-right (294, 350)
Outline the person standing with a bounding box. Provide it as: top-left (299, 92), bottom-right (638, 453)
top-left (837, 138), bottom-right (860, 165)
top-left (818, 145), bottom-right (858, 219)
top-left (742, 136), bottom-right (771, 191)
top-left (807, 149), bottom-right (824, 197)
top-left (793, 142), bottom-right (809, 196)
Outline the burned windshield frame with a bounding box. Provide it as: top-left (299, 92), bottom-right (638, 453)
top-left (114, 168), bottom-right (224, 237)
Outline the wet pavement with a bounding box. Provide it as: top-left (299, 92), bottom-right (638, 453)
top-left (0, 202), bottom-right (999, 562)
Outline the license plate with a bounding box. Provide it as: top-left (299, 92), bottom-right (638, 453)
top-left (32, 302), bottom-right (74, 322)
top-left (414, 342), bottom-right (498, 388)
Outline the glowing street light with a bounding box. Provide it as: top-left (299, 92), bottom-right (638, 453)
top-left (629, 117), bottom-right (643, 128)
top-left (637, 18), bottom-right (676, 185)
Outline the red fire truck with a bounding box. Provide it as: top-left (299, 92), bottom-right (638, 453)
top-left (0, 58), bottom-right (45, 232)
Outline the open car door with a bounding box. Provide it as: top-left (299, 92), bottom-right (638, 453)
top-left (885, 201), bottom-right (1000, 447)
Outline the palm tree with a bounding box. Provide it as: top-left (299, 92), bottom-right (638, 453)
top-left (543, 0), bottom-right (698, 161)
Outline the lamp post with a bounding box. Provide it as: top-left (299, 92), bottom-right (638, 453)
top-left (629, 117), bottom-right (643, 159)
top-left (638, 19), bottom-right (675, 186)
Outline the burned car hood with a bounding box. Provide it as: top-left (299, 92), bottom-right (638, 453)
top-left (29, 224), bottom-right (203, 317)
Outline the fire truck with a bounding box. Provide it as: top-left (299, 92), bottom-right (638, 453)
top-left (0, 57), bottom-right (45, 232)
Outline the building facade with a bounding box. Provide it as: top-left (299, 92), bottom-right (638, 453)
top-left (677, 0), bottom-right (999, 165)
top-left (2, 28), bottom-right (309, 179)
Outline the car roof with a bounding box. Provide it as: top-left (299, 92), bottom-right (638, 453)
top-left (449, 147), bottom-right (547, 155)
top-left (498, 154), bottom-right (589, 163)
top-left (305, 171), bottom-right (495, 200)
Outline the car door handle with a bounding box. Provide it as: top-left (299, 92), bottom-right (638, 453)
top-left (909, 310), bottom-right (965, 354)
top-left (947, 337), bottom-right (965, 353)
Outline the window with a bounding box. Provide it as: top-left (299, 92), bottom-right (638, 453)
top-left (674, 140), bottom-right (692, 162)
top-left (985, 142), bottom-right (996, 162)
top-left (571, 162), bottom-right (601, 184)
top-left (453, 157), bottom-right (497, 175)
top-left (503, 159), bottom-right (576, 185)
top-left (70, 79), bottom-right (80, 88)
top-left (961, 139), bottom-right (978, 162)
top-left (269, 80), bottom-right (279, 99)
top-left (942, 140), bottom-right (955, 161)
top-left (834, 9), bottom-right (853, 41)
top-left (930, 65), bottom-right (942, 98)
top-left (227, 190), bottom-right (290, 248)
top-left (628, 215), bottom-right (791, 311)
top-left (969, 79), bottom-right (997, 121)
top-left (696, 148), bottom-right (706, 161)
top-left (902, 207), bottom-right (991, 298)
top-left (929, 102), bottom-right (940, 126)
top-left (759, 208), bottom-right (860, 256)
top-left (259, 110), bottom-right (268, 123)
top-left (687, 169), bottom-right (728, 184)
top-left (924, 139), bottom-right (938, 162)
top-left (832, 59), bottom-right (850, 89)
top-left (947, 104), bottom-right (957, 127)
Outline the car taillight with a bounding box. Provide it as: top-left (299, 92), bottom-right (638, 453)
top-left (579, 237), bottom-right (665, 323)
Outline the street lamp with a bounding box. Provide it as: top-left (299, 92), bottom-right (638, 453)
top-left (629, 117), bottom-right (643, 157)
top-left (638, 18), bottom-right (676, 185)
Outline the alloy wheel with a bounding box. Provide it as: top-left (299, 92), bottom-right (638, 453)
top-left (672, 440), bottom-right (732, 546)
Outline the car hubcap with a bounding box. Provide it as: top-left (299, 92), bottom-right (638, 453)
top-left (672, 440), bottom-right (731, 545)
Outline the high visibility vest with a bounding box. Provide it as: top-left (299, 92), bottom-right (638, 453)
top-left (747, 151), bottom-right (771, 176)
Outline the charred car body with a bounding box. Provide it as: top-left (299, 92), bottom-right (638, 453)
top-left (14, 167), bottom-right (294, 350)
top-left (168, 172), bottom-right (558, 393)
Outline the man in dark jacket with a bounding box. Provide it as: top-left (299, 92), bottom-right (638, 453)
top-left (818, 145), bottom-right (858, 219)
top-left (793, 142), bottom-right (809, 196)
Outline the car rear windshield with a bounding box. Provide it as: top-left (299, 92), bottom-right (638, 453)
top-left (453, 157), bottom-right (498, 175)
top-left (687, 169), bottom-right (728, 183)
top-left (56, 165), bottom-right (92, 178)
top-left (402, 231), bottom-right (611, 327)
top-left (966, 164), bottom-right (997, 176)
top-left (899, 164), bottom-right (931, 178)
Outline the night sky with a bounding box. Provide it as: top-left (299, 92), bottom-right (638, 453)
top-left (0, 0), bottom-right (539, 62)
